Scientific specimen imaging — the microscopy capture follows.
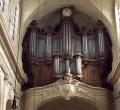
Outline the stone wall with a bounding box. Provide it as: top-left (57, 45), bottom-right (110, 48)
top-left (22, 79), bottom-right (112, 110)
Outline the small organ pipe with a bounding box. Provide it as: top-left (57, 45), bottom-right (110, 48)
top-left (65, 59), bottom-right (70, 73)
top-left (34, 33), bottom-right (36, 56)
top-left (37, 38), bottom-right (45, 58)
top-left (92, 38), bottom-right (96, 58)
top-left (88, 38), bottom-right (94, 58)
top-left (54, 56), bottom-right (61, 77)
top-left (72, 38), bottom-right (75, 56)
top-left (75, 37), bottom-right (82, 55)
top-left (62, 23), bottom-right (65, 52)
top-left (82, 34), bottom-right (89, 58)
top-left (30, 31), bottom-right (37, 57)
top-left (65, 24), bottom-right (69, 53)
top-left (98, 28), bottom-right (105, 57)
top-left (75, 56), bottom-right (82, 78)
top-left (82, 26), bottom-right (89, 58)
top-left (97, 21), bottom-right (105, 57)
top-left (71, 61), bottom-right (75, 73)
top-left (68, 24), bottom-right (72, 54)
top-left (53, 39), bottom-right (60, 55)
top-left (46, 34), bottom-right (52, 57)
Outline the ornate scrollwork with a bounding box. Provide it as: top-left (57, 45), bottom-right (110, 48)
top-left (56, 73), bottom-right (79, 100)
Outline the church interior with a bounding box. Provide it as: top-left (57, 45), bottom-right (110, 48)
top-left (0, 0), bottom-right (120, 110)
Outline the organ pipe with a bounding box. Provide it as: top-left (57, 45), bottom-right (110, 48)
top-left (74, 37), bottom-right (82, 55)
top-left (54, 56), bottom-right (61, 77)
top-left (98, 27), bottom-right (105, 57)
top-left (46, 34), bottom-right (52, 57)
top-left (72, 38), bottom-right (75, 56)
top-left (25, 18), bottom-right (108, 79)
top-left (75, 56), bottom-right (82, 78)
top-left (70, 61), bottom-right (75, 73)
top-left (62, 23), bottom-right (72, 55)
top-left (30, 29), bottom-right (37, 57)
top-left (88, 35), bottom-right (96, 58)
top-left (37, 38), bottom-right (45, 58)
top-left (82, 28), bottom-right (89, 58)
top-left (65, 58), bottom-right (70, 73)
top-left (68, 23), bottom-right (72, 54)
top-left (52, 38), bottom-right (60, 55)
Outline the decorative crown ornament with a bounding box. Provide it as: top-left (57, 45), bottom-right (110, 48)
top-left (57, 72), bottom-right (78, 101)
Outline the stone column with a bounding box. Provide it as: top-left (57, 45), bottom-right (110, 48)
top-left (114, 78), bottom-right (120, 110)
top-left (0, 66), bottom-right (4, 110)
top-left (0, 67), bottom-right (15, 110)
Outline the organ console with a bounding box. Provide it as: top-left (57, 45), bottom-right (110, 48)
top-left (22, 8), bottom-right (112, 89)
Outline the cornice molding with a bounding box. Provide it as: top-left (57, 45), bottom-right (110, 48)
top-left (0, 9), bottom-right (27, 84)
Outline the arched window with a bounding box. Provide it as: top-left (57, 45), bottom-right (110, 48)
top-left (10, 4), bottom-right (19, 40)
top-left (118, 5), bottom-right (120, 28)
top-left (0, 0), bottom-right (9, 14)
top-left (0, 0), bottom-right (6, 11)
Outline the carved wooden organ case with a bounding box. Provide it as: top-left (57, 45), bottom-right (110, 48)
top-left (22, 8), bottom-right (112, 90)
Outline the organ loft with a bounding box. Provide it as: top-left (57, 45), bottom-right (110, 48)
top-left (22, 7), bottom-right (112, 90)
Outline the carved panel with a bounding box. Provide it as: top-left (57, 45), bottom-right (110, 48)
top-left (83, 64), bottom-right (101, 86)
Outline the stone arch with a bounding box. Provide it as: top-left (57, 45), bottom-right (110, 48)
top-left (19, 0), bottom-right (116, 65)
top-left (36, 97), bottom-right (100, 110)
top-left (23, 81), bottom-right (110, 110)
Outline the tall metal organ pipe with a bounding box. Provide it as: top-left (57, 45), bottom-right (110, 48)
top-left (65, 59), bottom-right (70, 73)
top-left (88, 36), bottom-right (96, 58)
top-left (75, 56), bottom-right (82, 78)
top-left (30, 29), bottom-right (37, 57)
top-left (82, 28), bottom-right (89, 58)
top-left (37, 38), bottom-right (45, 58)
top-left (62, 23), bottom-right (72, 55)
top-left (74, 37), bottom-right (82, 55)
top-left (52, 38), bottom-right (60, 55)
top-left (54, 56), bottom-right (61, 77)
top-left (98, 27), bottom-right (105, 57)
top-left (46, 34), bottom-right (52, 57)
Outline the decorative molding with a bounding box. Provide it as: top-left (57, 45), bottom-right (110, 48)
top-left (0, 8), bottom-right (27, 83)
top-left (23, 80), bottom-right (111, 110)
top-left (108, 53), bottom-right (120, 84)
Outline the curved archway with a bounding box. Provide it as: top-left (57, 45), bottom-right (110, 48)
top-left (22, 4), bottom-right (113, 90)
top-left (37, 97), bottom-right (99, 110)
top-left (20, 0), bottom-right (116, 60)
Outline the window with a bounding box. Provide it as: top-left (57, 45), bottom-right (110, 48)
top-left (10, 6), bottom-right (17, 40)
top-left (118, 5), bottom-right (120, 28)
top-left (0, 0), bottom-right (8, 13)
top-left (0, 0), bottom-right (5, 11)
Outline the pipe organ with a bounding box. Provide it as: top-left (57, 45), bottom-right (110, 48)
top-left (97, 26), bottom-right (105, 57)
top-left (27, 19), bottom-right (106, 77)
top-left (22, 8), bottom-right (112, 88)
top-left (62, 22), bottom-right (72, 55)
top-left (29, 27), bottom-right (38, 57)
